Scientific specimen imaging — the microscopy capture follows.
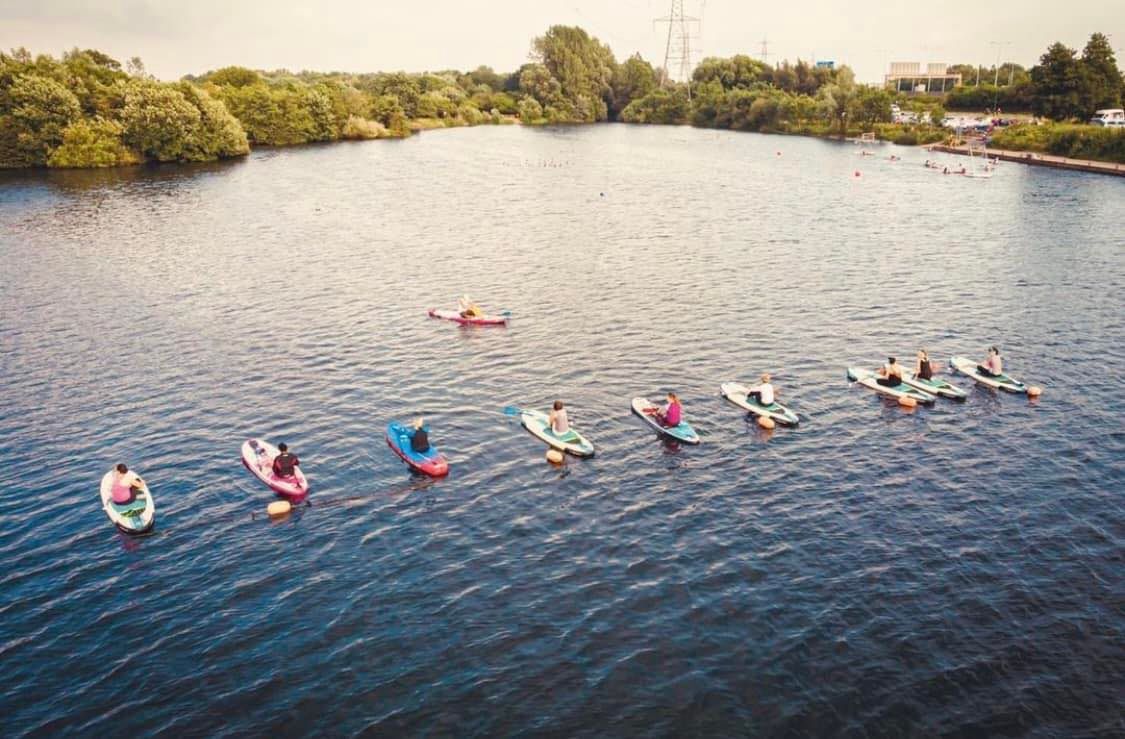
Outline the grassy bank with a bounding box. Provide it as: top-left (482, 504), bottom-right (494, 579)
top-left (990, 123), bottom-right (1125, 164)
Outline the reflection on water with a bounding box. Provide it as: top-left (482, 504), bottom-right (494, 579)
top-left (1, 124), bottom-right (1123, 736)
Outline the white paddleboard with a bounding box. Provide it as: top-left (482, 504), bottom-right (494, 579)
top-left (847, 367), bottom-right (936, 404)
top-left (949, 356), bottom-right (1027, 393)
top-left (631, 397), bottom-right (701, 444)
top-left (719, 383), bottom-right (800, 426)
top-left (520, 409), bottom-right (594, 457)
top-left (99, 470), bottom-right (155, 534)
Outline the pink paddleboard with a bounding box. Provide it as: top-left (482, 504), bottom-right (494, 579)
top-left (428, 308), bottom-right (508, 326)
top-left (241, 438), bottom-right (309, 501)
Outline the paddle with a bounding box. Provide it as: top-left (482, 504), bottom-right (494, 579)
top-left (502, 405), bottom-right (524, 416)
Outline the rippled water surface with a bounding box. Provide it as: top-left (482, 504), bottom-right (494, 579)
top-left (2, 125), bottom-right (1124, 736)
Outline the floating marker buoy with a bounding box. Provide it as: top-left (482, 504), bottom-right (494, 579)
top-left (267, 500), bottom-right (291, 517)
top-left (854, 170), bottom-right (862, 178)
top-left (546, 449), bottom-right (564, 465)
top-left (898, 396), bottom-right (917, 409)
top-left (757, 416), bottom-right (775, 430)
top-left (1028, 386), bottom-right (1043, 398)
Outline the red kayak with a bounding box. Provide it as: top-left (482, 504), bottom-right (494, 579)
top-left (428, 308), bottom-right (508, 326)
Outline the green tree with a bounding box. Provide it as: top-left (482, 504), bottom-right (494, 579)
top-left (517, 96), bottom-right (544, 123)
top-left (530, 25), bottom-right (616, 122)
top-left (609, 53), bottom-right (657, 119)
top-left (47, 116), bottom-right (140, 167)
top-left (1078, 32), bottom-right (1124, 114)
top-left (205, 66), bottom-right (261, 87)
top-left (121, 80), bottom-right (201, 160)
top-left (1030, 42), bottom-right (1083, 120)
top-left (1, 73), bottom-right (82, 166)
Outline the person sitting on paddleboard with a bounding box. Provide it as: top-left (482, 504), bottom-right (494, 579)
top-left (876, 357), bottom-right (904, 387)
top-left (272, 443), bottom-right (299, 478)
top-left (747, 373), bottom-right (775, 406)
top-left (111, 463), bottom-right (144, 504)
top-left (458, 294), bottom-right (483, 318)
top-left (410, 417), bottom-right (430, 453)
top-left (914, 350), bottom-right (934, 380)
top-left (978, 346), bottom-right (1003, 377)
top-left (548, 400), bottom-right (570, 435)
top-left (650, 392), bottom-right (682, 427)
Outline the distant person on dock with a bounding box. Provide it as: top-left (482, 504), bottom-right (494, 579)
top-left (650, 392), bottom-right (683, 427)
top-left (111, 463), bottom-right (145, 504)
top-left (410, 418), bottom-right (430, 453)
top-left (876, 357), bottom-right (904, 387)
top-left (914, 350), bottom-right (934, 380)
top-left (548, 400), bottom-right (570, 435)
top-left (978, 346), bottom-right (1003, 377)
top-left (747, 373), bottom-right (775, 406)
top-left (458, 294), bottom-right (483, 318)
top-left (272, 443), bottom-right (300, 478)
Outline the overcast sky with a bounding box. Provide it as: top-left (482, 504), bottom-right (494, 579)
top-left (1, 0), bottom-right (1122, 84)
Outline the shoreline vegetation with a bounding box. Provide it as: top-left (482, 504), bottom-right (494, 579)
top-left (2, 27), bottom-right (1122, 170)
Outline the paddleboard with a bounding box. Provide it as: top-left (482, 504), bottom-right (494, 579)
top-left (428, 308), bottom-right (508, 326)
top-left (99, 470), bottom-right (155, 535)
top-left (846, 367), bottom-right (937, 404)
top-left (719, 383), bottom-right (800, 426)
top-left (386, 422), bottom-right (449, 477)
top-left (520, 409), bottom-right (595, 457)
top-left (900, 373), bottom-right (968, 400)
top-left (241, 438), bottom-right (309, 500)
top-left (631, 397), bottom-right (701, 444)
top-left (949, 356), bottom-right (1028, 393)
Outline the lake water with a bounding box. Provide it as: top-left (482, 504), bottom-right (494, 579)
top-left (1, 124), bottom-right (1123, 736)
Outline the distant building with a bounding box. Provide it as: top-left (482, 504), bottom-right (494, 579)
top-left (816, 60), bottom-right (835, 70)
top-left (885, 62), bottom-right (961, 95)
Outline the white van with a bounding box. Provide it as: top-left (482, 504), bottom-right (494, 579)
top-left (1089, 109), bottom-right (1124, 126)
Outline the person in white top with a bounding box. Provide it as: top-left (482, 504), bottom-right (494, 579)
top-left (747, 373), bottom-right (775, 406)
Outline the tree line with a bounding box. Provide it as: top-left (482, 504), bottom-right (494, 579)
top-left (3, 27), bottom-right (1121, 170)
top-left (943, 33), bottom-right (1123, 119)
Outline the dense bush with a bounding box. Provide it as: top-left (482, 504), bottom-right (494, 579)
top-left (1, 48), bottom-right (247, 168)
top-left (992, 123), bottom-right (1125, 163)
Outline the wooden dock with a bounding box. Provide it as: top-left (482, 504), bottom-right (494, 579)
top-left (928, 144), bottom-right (1125, 178)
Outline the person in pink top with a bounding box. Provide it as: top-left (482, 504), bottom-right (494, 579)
top-left (111, 463), bottom-right (144, 504)
top-left (651, 392), bottom-right (682, 427)
top-left (977, 346), bottom-right (1004, 377)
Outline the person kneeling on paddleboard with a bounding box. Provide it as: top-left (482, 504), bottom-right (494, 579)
top-left (111, 463), bottom-right (145, 504)
top-left (272, 443), bottom-right (300, 478)
top-left (410, 417), bottom-right (431, 453)
top-left (548, 401), bottom-right (570, 436)
top-left (876, 357), bottom-right (903, 387)
top-left (747, 373), bottom-right (775, 405)
top-left (458, 294), bottom-right (483, 318)
top-left (978, 346), bottom-right (1003, 377)
top-left (649, 392), bottom-right (682, 427)
top-left (914, 350), bottom-right (934, 380)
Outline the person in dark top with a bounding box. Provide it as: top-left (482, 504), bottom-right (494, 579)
top-left (272, 443), bottom-right (299, 478)
top-left (914, 349), bottom-right (934, 380)
top-left (410, 418), bottom-right (430, 453)
top-left (876, 357), bottom-right (904, 387)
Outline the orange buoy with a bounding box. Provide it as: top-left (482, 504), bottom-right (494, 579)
top-left (546, 449), bottom-right (564, 465)
top-left (898, 395), bottom-right (917, 409)
top-left (757, 415), bottom-right (776, 430)
top-left (267, 500), bottom-right (291, 517)
top-left (1027, 386), bottom-right (1043, 398)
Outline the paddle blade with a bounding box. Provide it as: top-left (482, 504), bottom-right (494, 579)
top-left (502, 405), bottom-right (522, 416)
